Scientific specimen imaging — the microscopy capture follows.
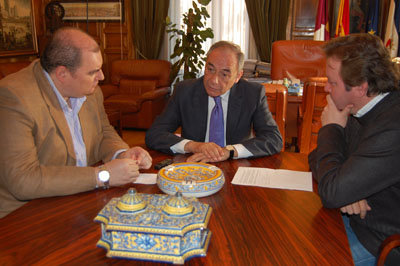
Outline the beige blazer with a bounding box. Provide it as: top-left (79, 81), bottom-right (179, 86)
top-left (0, 60), bottom-right (129, 217)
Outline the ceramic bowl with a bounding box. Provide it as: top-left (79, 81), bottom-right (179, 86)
top-left (157, 162), bottom-right (225, 197)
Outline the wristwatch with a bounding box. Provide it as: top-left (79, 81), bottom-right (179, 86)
top-left (97, 165), bottom-right (110, 189)
top-left (226, 145), bottom-right (235, 160)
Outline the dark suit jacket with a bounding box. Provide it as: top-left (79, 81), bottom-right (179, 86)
top-left (145, 77), bottom-right (282, 157)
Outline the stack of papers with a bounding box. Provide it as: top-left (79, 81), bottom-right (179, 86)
top-left (134, 173), bottom-right (157, 184)
top-left (232, 167), bottom-right (312, 192)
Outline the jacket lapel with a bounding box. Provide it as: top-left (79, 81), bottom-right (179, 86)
top-left (33, 62), bottom-right (77, 162)
top-left (226, 82), bottom-right (243, 143)
top-left (194, 80), bottom-right (209, 141)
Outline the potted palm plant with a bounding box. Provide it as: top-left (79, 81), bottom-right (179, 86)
top-left (166, 0), bottom-right (214, 84)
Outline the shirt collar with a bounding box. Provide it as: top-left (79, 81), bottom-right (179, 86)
top-left (354, 92), bottom-right (389, 118)
top-left (43, 70), bottom-right (86, 112)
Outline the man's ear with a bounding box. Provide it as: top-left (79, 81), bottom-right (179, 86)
top-left (235, 70), bottom-right (243, 83)
top-left (53, 66), bottom-right (70, 83)
top-left (354, 81), bottom-right (369, 98)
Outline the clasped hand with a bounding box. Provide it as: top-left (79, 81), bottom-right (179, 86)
top-left (341, 199), bottom-right (371, 219)
top-left (185, 141), bottom-right (229, 162)
top-left (104, 147), bottom-right (152, 186)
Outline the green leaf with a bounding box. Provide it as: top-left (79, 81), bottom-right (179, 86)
top-left (198, 0), bottom-right (212, 6)
top-left (167, 0), bottom-right (213, 80)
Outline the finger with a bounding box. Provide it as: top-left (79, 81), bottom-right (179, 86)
top-left (345, 205), bottom-right (354, 215)
top-left (203, 148), bottom-right (219, 161)
top-left (187, 153), bottom-right (202, 162)
top-left (360, 209), bottom-right (367, 219)
top-left (131, 175), bottom-right (138, 183)
top-left (200, 157), bottom-right (211, 163)
top-left (341, 104), bottom-right (354, 116)
top-left (341, 206), bottom-right (351, 214)
top-left (352, 202), bottom-right (361, 215)
top-left (212, 146), bottom-right (225, 160)
top-left (326, 94), bottom-right (334, 105)
top-left (140, 158), bottom-right (152, 169)
top-left (359, 200), bottom-right (371, 219)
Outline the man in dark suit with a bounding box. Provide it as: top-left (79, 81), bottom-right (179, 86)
top-left (145, 41), bottom-right (282, 162)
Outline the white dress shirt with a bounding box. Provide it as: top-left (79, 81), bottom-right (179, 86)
top-left (170, 90), bottom-right (253, 158)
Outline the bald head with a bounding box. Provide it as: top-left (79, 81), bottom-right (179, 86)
top-left (40, 27), bottom-right (100, 74)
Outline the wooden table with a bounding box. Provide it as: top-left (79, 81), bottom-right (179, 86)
top-left (0, 151), bottom-right (352, 265)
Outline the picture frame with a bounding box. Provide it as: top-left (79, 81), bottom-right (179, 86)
top-left (0, 0), bottom-right (38, 57)
top-left (60, 0), bottom-right (124, 21)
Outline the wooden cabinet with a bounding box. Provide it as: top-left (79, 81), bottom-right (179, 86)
top-left (290, 0), bottom-right (319, 40)
top-left (1, 0), bottom-right (134, 84)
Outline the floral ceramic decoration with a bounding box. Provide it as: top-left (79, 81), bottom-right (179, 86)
top-left (94, 188), bottom-right (212, 264)
top-left (157, 162), bottom-right (225, 197)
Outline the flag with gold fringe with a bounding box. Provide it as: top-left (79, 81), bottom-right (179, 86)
top-left (335, 0), bottom-right (350, 37)
top-left (366, 0), bottom-right (379, 35)
top-left (384, 0), bottom-right (398, 57)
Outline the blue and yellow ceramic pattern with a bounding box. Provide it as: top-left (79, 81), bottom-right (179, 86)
top-left (94, 189), bottom-right (212, 264)
top-left (157, 162), bottom-right (225, 197)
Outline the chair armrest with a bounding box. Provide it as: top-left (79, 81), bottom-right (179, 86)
top-left (100, 84), bottom-right (119, 99)
top-left (377, 234), bottom-right (400, 266)
top-left (137, 87), bottom-right (170, 104)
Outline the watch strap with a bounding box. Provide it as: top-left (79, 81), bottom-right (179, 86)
top-left (226, 145), bottom-right (235, 160)
top-left (228, 149), bottom-right (234, 159)
top-left (97, 165), bottom-right (110, 189)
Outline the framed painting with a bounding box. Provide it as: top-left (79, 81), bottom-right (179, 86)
top-left (60, 0), bottom-right (124, 21)
top-left (0, 0), bottom-right (38, 57)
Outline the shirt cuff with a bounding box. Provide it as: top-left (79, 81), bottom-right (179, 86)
top-left (112, 149), bottom-right (127, 160)
top-left (170, 139), bottom-right (190, 154)
top-left (232, 144), bottom-right (253, 159)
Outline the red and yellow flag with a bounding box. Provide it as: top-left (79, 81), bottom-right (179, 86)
top-left (335, 0), bottom-right (350, 37)
top-left (314, 0), bottom-right (330, 41)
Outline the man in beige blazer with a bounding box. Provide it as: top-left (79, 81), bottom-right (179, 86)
top-left (0, 27), bottom-right (152, 218)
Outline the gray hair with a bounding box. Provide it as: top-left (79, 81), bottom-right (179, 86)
top-left (207, 41), bottom-right (244, 72)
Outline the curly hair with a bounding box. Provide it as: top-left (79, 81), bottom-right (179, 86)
top-left (323, 33), bottom-right (400, 95)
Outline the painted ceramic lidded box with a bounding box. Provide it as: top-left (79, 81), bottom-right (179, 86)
top-left (94, 188), bottom-right (212, 264)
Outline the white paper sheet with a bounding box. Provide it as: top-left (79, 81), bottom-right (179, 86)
top-left (232, 167), bottom-right (312, 192)
top-left (134, 173), bottom-right (157, 184)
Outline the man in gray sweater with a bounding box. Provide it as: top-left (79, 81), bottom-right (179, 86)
top-left (309, 33), bottom-right (400, 265)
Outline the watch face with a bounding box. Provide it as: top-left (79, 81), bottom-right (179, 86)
top-left (99, 170), bottom-right (110, 182)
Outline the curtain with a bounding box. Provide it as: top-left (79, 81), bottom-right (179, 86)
top-left (131, 0), bottom-right (169, 59)
top-left (166, 0), bottom-right (254, 60)
top-left (245, 0), bottom-right (290, 62)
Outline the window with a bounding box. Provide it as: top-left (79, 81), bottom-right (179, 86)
top-left (167, 0), bottom-right (254, 60)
